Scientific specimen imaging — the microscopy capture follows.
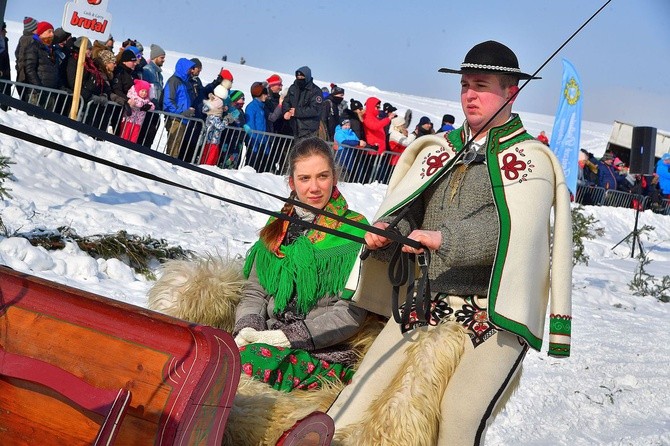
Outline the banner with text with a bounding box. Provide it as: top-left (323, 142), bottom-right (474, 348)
top-left (62, 0), bottom-right (112, 42)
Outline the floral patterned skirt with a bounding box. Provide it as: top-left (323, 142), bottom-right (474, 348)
top-left (239, 343), bottom-right (354, 392)
top-left (400, 293), bottom-right (497, 348)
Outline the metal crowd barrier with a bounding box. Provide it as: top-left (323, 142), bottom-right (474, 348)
top-left (1, 77), bottom-right (669, 213)
top-left (79, 101), bottom-right (206, 163)
top-left (602, 189), bottom-right (648, 209)
top-left (659, 199), bottom-right (670, 215)
top-left (0, 79), bottom-right (83, 117)
top-left (576, 184), bottom-right (669, 214)
top-left (237, 128), bottom-right (294, 173)
top-left (334, 144), bottom-right (397, 185)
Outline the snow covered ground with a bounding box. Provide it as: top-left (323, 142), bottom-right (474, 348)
top-left (1, 26), bottom-right (669, 445)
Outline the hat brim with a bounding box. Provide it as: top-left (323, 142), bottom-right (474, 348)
top-left (438, 67), bottom-right (541, 80)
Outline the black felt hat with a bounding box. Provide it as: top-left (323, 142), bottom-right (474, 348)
top-left (439, 40), bottom-right (540, 80)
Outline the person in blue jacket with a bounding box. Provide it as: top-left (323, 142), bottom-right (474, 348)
top-left (163, 58), bottom-right (196, 158)
top-left (656, 153), bottom-right (670, 199)
top-left (334, 118), bottom-right (365, 180)
top-left (244, 82), bottom-right (269, 171)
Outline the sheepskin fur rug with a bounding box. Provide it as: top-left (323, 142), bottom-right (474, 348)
top-left (222, 316), bottom-right (386, 446)
top-left (333, 323), bottom-right (467, 446)
top-left (147, 257), bottom-right (471, 445)
top-left (147, 255), bottom-right (246, 332)
top-left (147, 257), bottom-right (386, 445)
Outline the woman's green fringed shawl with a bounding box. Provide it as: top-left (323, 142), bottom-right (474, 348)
top-left (243, 194), bottom-right (368, 315)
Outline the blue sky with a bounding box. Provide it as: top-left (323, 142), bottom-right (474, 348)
top-left (6, 0), bottom-right (670, 130)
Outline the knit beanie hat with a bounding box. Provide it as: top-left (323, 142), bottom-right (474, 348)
top-left (391, 116), bottom-right (406, 128)
top-left (190, 58), bottom-right (202, 69)
top-left (350, 99), bottom-right (363, 111)
top-left (120, 49), bottom-right (137, 63)
top-left (383, 102), bottom-right (397, 113)
top-left (98, 50), bottom-right (116, 65)
top-left (73, 36), bottom-right (86, 49)
top-left (149, 44), bottom-right (165, 60)
top-left (229, 90), bottom-right (244, 103)
top-left (250, 81), bottom-right (268, 98)
top-left (662, 153), bottom-right (670, 161)
top-left (331, 84), bottom-right (344, 96)
top-left (133, 79), bottom-right (151, 96)
top-left (418, 116), bottom-right (432, 126)
top-left (35, 21), bottom-right (54, 37)
top-left (213, 84), bottom-right (229, 100)
top-left (125, 46), bottom-right (142, 57)
top-left (266, 74), bottom-right (282, 88)
top-left (220, 68), bottom-right (234, 81)
top-left (23, 17), bottom-right (38, 34)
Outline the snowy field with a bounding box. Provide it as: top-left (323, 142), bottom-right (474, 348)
top-left (1, 23), bottom-right (669, 445)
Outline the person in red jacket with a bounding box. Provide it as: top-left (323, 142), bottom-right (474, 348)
top-left (362, 97), bottom-right (396, 182)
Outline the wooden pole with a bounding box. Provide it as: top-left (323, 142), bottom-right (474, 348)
top-left (69, 37), bottom-right (89, 120)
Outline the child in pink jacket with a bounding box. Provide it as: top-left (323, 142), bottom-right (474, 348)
top-left (121, 79), bottom-right (155, 143)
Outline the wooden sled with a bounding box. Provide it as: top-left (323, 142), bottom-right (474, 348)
top-left (0, 265), bottom-right (241, 445)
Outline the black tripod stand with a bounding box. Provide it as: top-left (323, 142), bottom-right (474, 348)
top-left (612, 179), bottom-right (645, 258)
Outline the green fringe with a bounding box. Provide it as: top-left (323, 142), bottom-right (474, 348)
top-left (243, 236), bottom-right (361, 315)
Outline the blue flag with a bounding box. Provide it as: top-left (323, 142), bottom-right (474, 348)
top-left (549, 59), bottom-right (582, 195)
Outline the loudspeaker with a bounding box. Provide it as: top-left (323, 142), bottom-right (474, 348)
top-left (629, 126), bottom-right (656, 175)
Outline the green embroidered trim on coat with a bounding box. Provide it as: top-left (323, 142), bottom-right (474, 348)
top-left (465, 116), bottom-right (544, 351)
top-left (548, 343), bottom-right (570, 357)
top-left (549, 315), bottom-right (572, 336)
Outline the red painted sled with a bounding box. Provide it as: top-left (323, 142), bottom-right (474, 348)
top-left (0, 265), bottom-right (239, 445)
top-left (0, 266), bottom-right (334, 446)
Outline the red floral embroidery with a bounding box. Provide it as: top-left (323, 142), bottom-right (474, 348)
top-left (242, 363), bottom-right (253, 375)
top-left (425, 152), bottom-right (451, 177)
top-left (500, 152), bottom-right (527, 181)
top-left (260, 347), bottom-right (272, 358)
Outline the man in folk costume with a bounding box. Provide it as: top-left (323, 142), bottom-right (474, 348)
top-left (328, 41), bottom-right (572, 445)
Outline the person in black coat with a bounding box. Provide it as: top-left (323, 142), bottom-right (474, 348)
top-left (281, 66), bottom-right (323, 140)
top-left (23, 22), bottom-right (61, 109)
top-left (0, 23), bottom-right (11, 111)
top-left (320, 84), bottom-right (346, 141)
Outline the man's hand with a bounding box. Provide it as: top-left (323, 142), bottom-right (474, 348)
top-left (401, 229), bottom-right (442, 253)
top-left (365, 221), bottom-right (391, 250)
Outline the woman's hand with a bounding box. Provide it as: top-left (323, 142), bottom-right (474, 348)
top-left (235, 327), bottom-right (290, 348)
top-left (365, 221), bottom-right (391, 250)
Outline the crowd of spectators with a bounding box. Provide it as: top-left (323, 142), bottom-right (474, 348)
top-left (3, 15), bottom-right (670, 207)
top-left (577, 148), bottom-right (668, 211)
top-left (4, 16), bottom-right (461, 177)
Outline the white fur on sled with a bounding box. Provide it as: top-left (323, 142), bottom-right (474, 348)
top-left (334, 322), bottom-right (467, 446)
top-left (147, 256), bottom-right (468, 445)
top-left (146, 255), bottom-right (247, 332)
